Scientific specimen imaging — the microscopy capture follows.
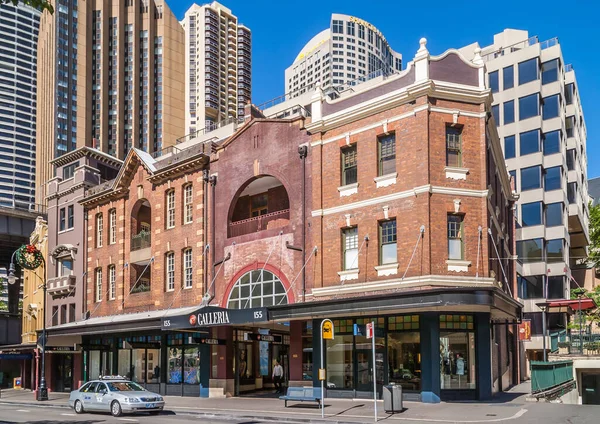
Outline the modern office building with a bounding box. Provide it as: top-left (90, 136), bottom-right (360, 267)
top-left (0, 4), bottom-right (40, 210)
top-left (181, 2), bottom-right (251, 135)
top-left (460, 29), bottom-right (590, 369)
top-left (35, 0), bottom-right (185, 206)
top-left (285, 13), bottom-right (402, 97)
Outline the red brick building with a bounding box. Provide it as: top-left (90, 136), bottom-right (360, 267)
top-left (46, 39), bottom-right (521, 403)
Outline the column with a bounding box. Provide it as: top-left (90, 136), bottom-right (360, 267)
top-left (475, 313), bottom-right (492, 400)
top-left (420, 312), bottom-right (440, 403)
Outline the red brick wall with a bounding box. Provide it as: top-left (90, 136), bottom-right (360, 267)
top-left (85, 157), bottom-right (206, 317)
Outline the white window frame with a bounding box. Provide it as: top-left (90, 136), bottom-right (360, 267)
top-left (183, 249), bottom-right (193, 289)
top-left (183, 184), bottom-right (193, 224)
top-left (95, 268), bottom-right (103, 302)
top-left (166, 190), bottom-right (175, 229)
top-left (96, 213), bottom-right (103, 248)
top-left (109, 209), bottom-right (117, 244)
top-left (109, 265), bottom-right (116, 300)
top-left (226, 270), bottom-right (288, 309)
top-left (166, 252), bottom-right (175, 291)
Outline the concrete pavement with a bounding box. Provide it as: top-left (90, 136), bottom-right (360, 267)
top-left (0, 383), bottom-right (596, 424)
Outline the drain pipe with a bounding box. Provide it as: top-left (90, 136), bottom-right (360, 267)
top-left (298, 145), bottom-right (308, 302)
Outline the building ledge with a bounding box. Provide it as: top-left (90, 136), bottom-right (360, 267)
top-left (375, 263), bottom-right (399, 277)
top-left (337, 269), bottom-right (359, 281)
top-left (445, 166), bottom-right (469, 180)
top-left (446, 259), bottom-right (471, 272)
top-left (374, 173), bottom-right (397, 188)
top-left (337, 183), bottom-right (359, 197)
top-left (47, 275), bottom-right (76, 297)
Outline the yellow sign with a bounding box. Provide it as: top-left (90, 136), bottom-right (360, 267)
top-left (322, 319), bottom-right (334, 340)
top-left (318, 368), bottom-right (326, 381)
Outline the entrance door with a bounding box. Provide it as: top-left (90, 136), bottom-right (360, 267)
top-left (355, 350), bottom-right (372, 392)
top-left (582, 373), bottom-right (600, 405)
top-left (52, 354), bottom-right (73, 392)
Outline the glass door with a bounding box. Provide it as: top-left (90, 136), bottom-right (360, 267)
top-left (355, 349), bottom-right (372, 392)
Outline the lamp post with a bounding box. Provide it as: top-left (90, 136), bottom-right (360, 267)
top-left (536, 302), bottom-right (550, 362)
top-left (8, 245), bottom-right (47, 401)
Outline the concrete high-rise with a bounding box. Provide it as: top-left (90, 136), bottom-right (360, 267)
top-left (461, 29), bottom-right (589, 368)
top-left (285, 13), bottom-right (402, 98)
top-left (0, 4), bottom-right (40, 210)
top-left (35, 0), bottom-right (185, 205)
top-left (181, 2), bottom-right (251, 135)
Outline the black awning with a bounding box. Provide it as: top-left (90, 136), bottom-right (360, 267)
top-left (267, 287), bottom-right (521, 321)
top-left (163, 306), bottom-right (268, 331)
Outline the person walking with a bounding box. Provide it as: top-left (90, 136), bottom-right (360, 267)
top-left (272, 360), bottom-right (284, 394)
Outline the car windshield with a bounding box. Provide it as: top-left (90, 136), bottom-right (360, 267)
top-left (106, 382), bottom-right (145, 392)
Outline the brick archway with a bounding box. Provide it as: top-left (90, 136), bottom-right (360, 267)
top-left (221, 262), bottom-right (295, 308)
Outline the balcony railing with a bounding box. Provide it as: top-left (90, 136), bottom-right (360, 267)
top-left (555, 330), bottom-right (600, 356)
top-left (530, 360), bottom-right (574, 394)
top-left (131, 231), bottom-right (151, 251)
top-left (229, 209), bottom-right (289, 238)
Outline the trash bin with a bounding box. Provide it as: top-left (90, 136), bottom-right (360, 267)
top-left (383, 383), bottom-right (402, 413)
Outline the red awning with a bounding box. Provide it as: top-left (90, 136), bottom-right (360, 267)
top-left (547, 298), bottom-right (597, 313)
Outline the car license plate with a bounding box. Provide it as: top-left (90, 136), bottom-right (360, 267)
top-left (145, 403), bottom-right (155, 408)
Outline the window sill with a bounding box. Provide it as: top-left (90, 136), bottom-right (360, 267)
top-left (337, 183), bottom-right (359, 197)
top-left (337, 269), bottom-right (359, 281)
top-left (445, 167), bottom-right (469, 180)
top-left (374, 172), bottom-right (397, 188)
top-left (375, 263), bottom-right (398, 277)
top-left (446, 259), bottom-right (471, 272)
top-left (58, 228), bottom-right (75, 235)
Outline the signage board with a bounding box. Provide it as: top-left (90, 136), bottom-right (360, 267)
top-left (318, 368), bottom-right (326, 381)
top-left (244, 333), bottom-right (282, 343)
top-left (322, 320), bottom-right (334, 340)
top-left (366, 322), bottom-right (374, 339)
top-left (518, 320), bottom-right (531, 341)
top-left (46, 346), bottom-right (76, 352)
top-left (162, 306), bottom-right (268, 330)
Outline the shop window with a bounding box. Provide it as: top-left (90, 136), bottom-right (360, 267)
top-left (378, 133), bottom-right (396, 176)
top-left (302, 322), bottom-right (313, 382)
top-left (89, 351), bottom-right (101, 380)
top-left (439, 315), bottom-right (476, 390)
top-left (388, 331), bottom-right (421, 392)
top-left (227, 269), bottom-right (287, 308)
top-left (118, 349), bottom-right (130, 380)
top-left (237, 343), bottom-right (253, 384)
top-left (184, 347), bottom-right (200, 384)
top-left (167, 347), bottom-right (182, 383)
top-left (326, 334), bottom-right (354, 389)
top-left (388, 315), bottom-right (419, 331)
top-left (334, 318), bottom-right (354, 334)
top-left (132, 349), bottom-right (144, 383)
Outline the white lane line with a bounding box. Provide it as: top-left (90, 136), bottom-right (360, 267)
top-left (117, 419), bottom-right (138, 422)
top-left (61, 413), bottom-right (76, 416)
top-left (16, 409), bottom-right (30, 412)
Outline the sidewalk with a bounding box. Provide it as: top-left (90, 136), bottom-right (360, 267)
top-left (0, 388), bottom-right (530, 423)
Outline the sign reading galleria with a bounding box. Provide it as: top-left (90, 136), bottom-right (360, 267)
top-left (162, 306), bottom-right (268, 330)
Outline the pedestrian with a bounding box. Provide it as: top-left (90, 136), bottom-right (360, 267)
top-left (272, 360), bottom-right (284, 394)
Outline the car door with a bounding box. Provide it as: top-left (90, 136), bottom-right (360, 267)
top-left (81, 382), bottom-right (98, 410)
top-left (95, 383), bottom-right (111, 412)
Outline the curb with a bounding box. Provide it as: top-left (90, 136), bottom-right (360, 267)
top-left (0, 400), bottom-right (362, 424)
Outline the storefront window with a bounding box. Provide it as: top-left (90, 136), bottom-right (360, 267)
top-left (388, 332), bottom-right (421, 392)
top-left (302, 322), bottom-right (313, 381)
top-left (118, 349), bottom-right (131, 380)
top-left (102, 351), bottom-right (113, 376)
top-left (184, 347), bottom-right (200, 385)
top-left (238, 343), bottom-right (253, 384)
top-left (326, 334), bottom-right (354, 389)
top-left (440, 315), bottom-right (476, 390)
top-left (147, 349), bottom-right (161, 383)
top-left (131, 349), bottom-right (144, 383)
top-left (168, 347), bottom-right (182, 383)
top-left (89, 350), bottom-right (101, 380)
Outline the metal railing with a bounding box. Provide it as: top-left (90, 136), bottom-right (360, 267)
top-left (0, 202), bottom-right (47, 215)
top-left (530, 360), bottom-right (573, 394)
top-left (565, 64), bottom-right (574, 72)
top-left (481, 36), bottom-right (543, 62)
top-left (176, 116), bottom-right (244, 145)
top-left (228, 209), bottom-right (290, 238)
top-left (151, 145), bottom-right (181, 159)
top-left (556, 331), bottom-right (600, 355)
top-left (266, 104), bottom-right (311, 119)
top-left (131, 231), bottom-right (151, 251)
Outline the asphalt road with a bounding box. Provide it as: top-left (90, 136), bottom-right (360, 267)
top-left (0, 404), bottom-right (265, 424)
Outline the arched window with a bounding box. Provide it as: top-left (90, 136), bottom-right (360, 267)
top-left (227, 270), bottom-right (288, 309)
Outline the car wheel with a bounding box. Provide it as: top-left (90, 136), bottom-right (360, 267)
top-left (74, 400), bottom-right (84, 414)
top-left (111, 401), bottom-right (123, 417)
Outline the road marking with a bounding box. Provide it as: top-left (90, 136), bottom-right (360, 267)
top-left (16, 410), bottom-right (29, 412)
top-left (61, 413), bottom-right (76, 416)
top-left (117, 419), bottom-right (138, 422)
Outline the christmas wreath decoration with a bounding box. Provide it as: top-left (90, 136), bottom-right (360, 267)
top-left (16, 244), bottom-right (44, 270)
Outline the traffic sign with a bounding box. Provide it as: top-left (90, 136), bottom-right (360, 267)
top-left (366, 322), bottom-right (374, 339)
top-left (322, 319), bottom-right (334, 340)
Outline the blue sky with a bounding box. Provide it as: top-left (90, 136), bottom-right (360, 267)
top-left (169, 0), bottom-right (599, 178)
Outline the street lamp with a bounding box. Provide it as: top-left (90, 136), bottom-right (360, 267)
top-left (8, 245), bottom-right (47, 401)
top-left (536, 301), bottom-right (550, 362)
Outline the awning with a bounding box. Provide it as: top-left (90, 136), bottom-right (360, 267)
top-left (545, 298), bottom-right (597, 314)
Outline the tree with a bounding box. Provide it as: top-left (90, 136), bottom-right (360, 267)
top-left (588, 202), bottom-right (600, 269)
top-left (0, 0), bottom-right (53, 14)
